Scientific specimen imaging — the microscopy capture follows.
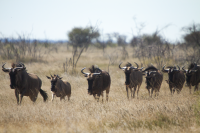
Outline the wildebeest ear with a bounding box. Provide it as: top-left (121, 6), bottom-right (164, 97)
top-left (84, 74), bottom-right (88, 77)
top-left (59, 77), bottom-right (63, 79)
top-left (46, 76), bottom-right (51, 79)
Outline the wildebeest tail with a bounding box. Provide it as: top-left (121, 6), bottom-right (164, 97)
top-left (40, 89), bottom-right (48, 102)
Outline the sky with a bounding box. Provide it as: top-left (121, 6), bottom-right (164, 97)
top-left (0, 0), bottom-right (200, 42)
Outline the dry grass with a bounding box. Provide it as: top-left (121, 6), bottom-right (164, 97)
top-left (0, 45), bottom-right (200, 133)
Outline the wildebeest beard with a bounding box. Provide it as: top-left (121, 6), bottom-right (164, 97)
top-left (87, 79), bottom-right (94, 95)
top-left (168, 72), bottom-right (174, 83)
top-left (51, 80), bottom-right (57, 92)
top-left (9, 70), bottom-right (17, 89)
top-left (125, 72), bottom-right (131, 85)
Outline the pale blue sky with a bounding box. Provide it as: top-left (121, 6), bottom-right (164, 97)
top-left (0, 0), bottom-right (199, 42)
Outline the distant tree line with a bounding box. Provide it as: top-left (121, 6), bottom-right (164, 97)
top-left (0, 22), bottom-right (199, 68)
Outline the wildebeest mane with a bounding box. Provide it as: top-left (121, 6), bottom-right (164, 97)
top-left (89, 65), bottom-right (100, 73)
top-left (125, 62), bottom-right (132, 67)
top-left (143, 66), bottom-right (158, 71)
top-left (188, 63), bottom-right (197, 70)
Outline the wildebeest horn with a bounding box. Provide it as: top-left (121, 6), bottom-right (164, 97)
top-left (134, 62), bottom-right (139, 69)
top-left (119, 62), bottom-right (126, 69)
top-left (92, 73), bottom-right (101, 75)
top-left (14, 63), bottom-right (25, 70)
top-left (96, 68), bottom-right (102, 73)
top-left (81, 67), bottom-right (90, 75)
top-left (162, 64), bottom-right (169, 72)
top-left (182, 66), bottom-right (188, 73)
top-left (2, 63), bottom-right (11, 72)
top-left (139, 67), bottom-right (145, 70)
top-left (177, 65), bottom-right (180, 71)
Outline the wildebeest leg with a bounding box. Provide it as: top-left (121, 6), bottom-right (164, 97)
top-left (68, 95), bottom-right (71, 101)
top-left (101, 92), bottom-right (104, 103)
top-left (29, 94), bottom-right (38, 103)
top-left (15, 89), bottom-right (20, 105)
top-left (19, 89), bottom-right (27, 105)
top-left (194, 85), bottom-right (198, 92)
top-left (93, 94), bottom-right (96, 100)
top-left (188, 85), bottom-right (191, 94)
top-left (172, 88), bottom-right (175, 94)
top-left (151, 88), bottom-right (154, 98)
top-left (169, 87), bottom-right (173, 95)
top-left (148, 89), bottom-right (150, 97)
top-left (137, 84), bottom-right (141, 98)
top-left (106, 89), bottom-right (109, 102)
top-left (52, 94), bottom-right (55, 102)
top-left (19, 94), bottom-right (24, 105)
top-left (97, 93), bottom-right (101, 102)
top-left (132, 87), bottom-right (136, 98)
top-left (60, 96), bottom-right (65, 101)
top-left (126, 86), bottom-right (129, 99)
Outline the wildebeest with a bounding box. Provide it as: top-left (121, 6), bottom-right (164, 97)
top-left (119, 62), bottom-right (143, 99)
top-left (81, 65), bottom-right (111, 102)
top-left (2, 63), bottom-right (48, 105)
top-left (182, 63), bottom-right (200, 94)
top-left (46, 74), bottom-right (71, 101)
top-left (143, 66), bottom-right (163, 97)
top-left (162, 65), bottom-right (185, 94)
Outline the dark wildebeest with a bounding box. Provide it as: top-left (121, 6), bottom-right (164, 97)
top-left (182, 63), bottom-right (200, 94)
top-left (143, 66), bottom-right (163, 97)
top-left (162, 65), bottom-right (185, 94)
top-left (46, 74), bottom-right (71, 101)
top-left (2, 63), bottom-right (48, 105)
top-left (119, 62), bottom-right (143, 99)
top-left (81, 65), bottom-right (111, 102)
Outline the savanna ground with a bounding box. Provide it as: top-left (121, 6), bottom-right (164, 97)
top-left (0, 45), bottom-right (200, 133)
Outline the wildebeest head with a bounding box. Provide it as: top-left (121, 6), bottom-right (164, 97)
top-left (81, 66), bottom-right (102, 95)
top-left (2, 63), bottom-right (26, 89)
top-left (182, 63), bottom-right (198, 86)
top-left (162, 64), bottom-right (181, 83)
top-left (119, 62), bottom-right (144, 86)
top-left (46, 74), bottom-right (62, 92)
top-left (142, 65), bottom-right (158, 89)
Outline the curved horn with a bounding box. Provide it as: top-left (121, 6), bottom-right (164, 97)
top-left (162, 64), bottom-right (169, 72)
top-left (81, 67), bottom-right (90, 75)
top-left (139, 67), bottom-right (145, 71)
top-left (134, 62), bottom-right (139, 69)
top-left (182, 66), bottom-right (188, 73)
top-left (177, 65), bottom-right (180, 71)
top-left (2, 63), bottom-right (11, 72)
top-left (14, 63), bottom-right (25, 70)
top-left (92, 73), bottom-right (101, 75)
top-left (119, 62), bottom-right (126, 70)
top-left (96, 68), bottom-right (102, 73)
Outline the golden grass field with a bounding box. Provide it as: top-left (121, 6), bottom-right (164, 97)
top-left (0, 45), bottom-right (200, 133)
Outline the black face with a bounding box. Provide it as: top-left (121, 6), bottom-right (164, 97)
top-left (51, 80), bottom-right (57, 92)
top-left (146, 72), bottom-right (151, 89)
top-left (168, 69), bottom-right (175, 82)
top-left (9, 69), bottom-right (17, 89)
top-left (186, 72), bottom-right (192, 86)
top-left (87, 78), bottom-right (94, 95)
top-left (124, 69), bottom-right (131, 85)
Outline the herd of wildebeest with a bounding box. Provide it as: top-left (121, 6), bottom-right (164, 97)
top-left (1, 62), bottom-right (200, 105)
